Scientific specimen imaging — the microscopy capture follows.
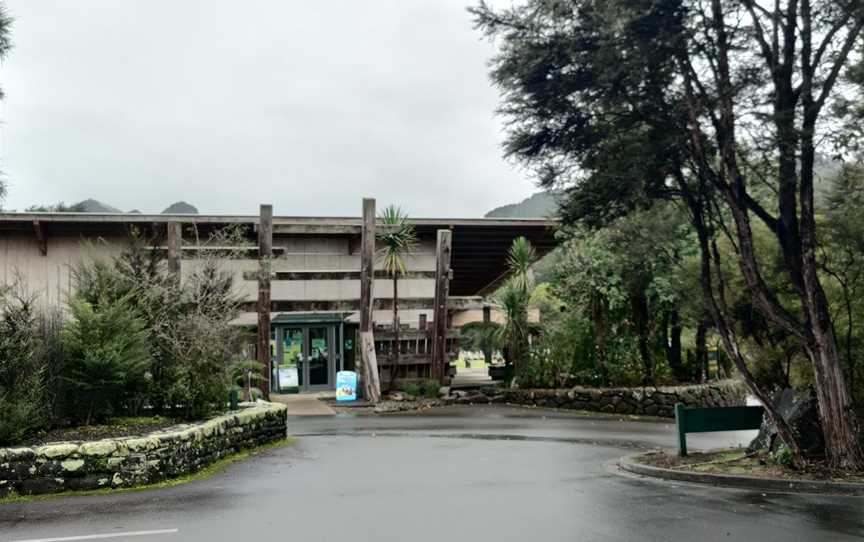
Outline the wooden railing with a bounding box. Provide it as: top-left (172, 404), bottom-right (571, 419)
top-left (372, 328), bottom-right (461, 383)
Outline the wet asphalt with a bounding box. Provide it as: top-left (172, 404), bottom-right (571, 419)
top-left (1, 405), bottom-right (862, 542)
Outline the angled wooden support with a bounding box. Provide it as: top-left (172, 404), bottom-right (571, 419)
top-left (359, 197), bottom-right (381, 403)
top-left (32, 220), bottom-right (47, 256)
top-left (257, 204), bottom-right (273, 399)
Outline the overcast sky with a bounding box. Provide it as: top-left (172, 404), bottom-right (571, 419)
top-left (0, 0), bottom-right (536, 217)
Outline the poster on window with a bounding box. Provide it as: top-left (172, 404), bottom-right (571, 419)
top-left (278, 367), bottom-right (299, 389)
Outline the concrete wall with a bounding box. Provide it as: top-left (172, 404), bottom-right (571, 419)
top-left (1, 231), bottom-right (125, 309)
top-left (0, 403), bottom-right (287, 497)
top-left (1, 231), bottom-right (448, 328)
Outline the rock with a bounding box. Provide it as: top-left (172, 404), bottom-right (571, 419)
top-left (66, 474), bottom-right (111, 491)
top-left (438, 386), bottom-right (451, 398)
top-left (20, 477), bottom-right (65, 495)
top-left (37, 443), bottom-right (79, 460)
top-left (387, 392), bottom-right (408, 402)
top-left (61, 459), bottom-right (85, 473)
top-left (747, 388), bottom-right (824, 457)
top-left (80, 441), bottom-right (117, 457)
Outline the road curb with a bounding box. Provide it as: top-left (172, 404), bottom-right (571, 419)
top-left (618, 453), bottom-right (864, 496)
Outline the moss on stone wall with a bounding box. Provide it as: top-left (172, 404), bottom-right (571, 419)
top-left (0, 402), bottom-right (287, 497)
top-left (482, 380), bottom-right (747, 417)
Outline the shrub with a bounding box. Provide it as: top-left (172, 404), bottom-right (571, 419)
top-left (773, 443), bottom-right (794, 467)
top-left (401, 382), bottom-right (421, 397)
top-left (161, 259), bottom-right (244, 420)
top-left (422, 380), bottom-right (440, 398)
top-left (0, 290), bottom-right (46, 445)
top-left (61, 295), bottom-right (151, 424)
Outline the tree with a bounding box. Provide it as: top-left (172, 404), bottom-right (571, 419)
top-left (0, 287), bottom-right (46, 444)
top-left (376, 205), bottom-right (418, 389)
top-left (473, 0), bottom-right (864, 468)
top-left (61, 295), bottom-right (151, 424)
top-left (552, 204), bottom-right (692, 385)
top-left (496, 237), bottom-right (537, 381)
top-left (0, 3), bottom-right (12, 208)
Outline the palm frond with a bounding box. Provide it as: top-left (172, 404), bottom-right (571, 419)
top-left (376, 205), bottom-right (418, 277)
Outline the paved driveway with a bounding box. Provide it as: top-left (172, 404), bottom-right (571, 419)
top-left (1, 405), bottom-right (862, 542)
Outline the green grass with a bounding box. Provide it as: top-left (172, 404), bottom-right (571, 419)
top-left (0, 437), bottom-right (296, 505)
top-left (638, 449), bottom-right (864, 483)
top-left (452, 355), bottom-right (488, 369)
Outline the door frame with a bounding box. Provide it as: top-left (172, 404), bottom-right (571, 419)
top-left (272, 321), bottom-right (343, 393)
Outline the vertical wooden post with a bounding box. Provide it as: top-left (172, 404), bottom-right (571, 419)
top-left (482, 304), bottom-right (492, 366)
top-left (431, 229), bottom-right (453, 381)
top-left (166, 222), bottom-right (182, 278)
top-left (360, 198), bottom-right (375, 334)
top-left (359, 198), bottom-right (381, 403)
top-left (257, 204), bottom-right (273, 399)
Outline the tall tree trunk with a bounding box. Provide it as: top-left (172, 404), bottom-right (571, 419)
top-left (669, 160), bottom-right (807, 466)
top-left (664, 310), bottom-right (684, 380)
top-left (391, 275), bottom-right (399, 391)
top-left (591, 293), bottom-right (608, 385)
top-left (695, 317), bottom-right (709, 383)
top-left (630, 289), bottom-right (653, 385)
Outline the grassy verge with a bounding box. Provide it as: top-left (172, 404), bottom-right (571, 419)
top-left (637, 449), bottom-right (864, 483)
top-left (0, 437), bottom-right (296, 505)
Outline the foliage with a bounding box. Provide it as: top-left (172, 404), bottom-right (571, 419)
top-left (494, 236), bottom-right (537, 383)
top-left (0, 2), bottom-right (10, 206)
top-left (473, 0), bottom-right (864, 469)
top-left (773, 444), bottom-right (794, 468)
top-left (460, 321), bottom-right (501, 354)
top-left (377, 205), bottom-right (418, 278)
top-left (61, 296), bottom-right (151, 424)
top-left (25, 202), bottom-right (89, 212)
top-left (69, 226), bottom-right (246, 421)
top-left (377, 205), bottom-right (418, 388)
top-left (399, 380), bottom-right (440, 399)
top-left (0, 288), bottom-right (47, 445)
top-left (401, 382), bottom-right (421, 397)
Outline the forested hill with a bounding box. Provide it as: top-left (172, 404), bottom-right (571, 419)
top-left (485, 191), bottom-right (559, 218)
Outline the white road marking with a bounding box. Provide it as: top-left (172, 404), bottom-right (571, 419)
top-left (9, 528), bottom-right (179, 542)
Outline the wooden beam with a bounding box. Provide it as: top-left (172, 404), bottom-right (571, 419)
top-left (431, 229), bottom-right (453, 381)
top-left (359, 198), bottom-right (380, 403)
top-left (166, 222), bottom-right (182, 277)
top-left (273, 224), bottom-right (362, 235)
top-left (32, 220), bottom-right (47, 256)
top-left (240, 296), bottom-right (484, 313)
top-left (257, 204), bottom-right (273, 399)
top-left (242, 270), bottom-right (436, 281)
top-left (360, 198), bottom-right (375, 333)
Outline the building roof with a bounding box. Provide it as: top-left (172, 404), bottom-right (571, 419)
top-left (0, 212), bottom-right (559, 296)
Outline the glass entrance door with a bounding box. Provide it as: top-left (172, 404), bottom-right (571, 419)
top-left (307, 326), bottom-right (330, 388)
top-left (274, 324), bottom-right (336, 392)
top-left (276, 327), bottom-right (303, 392)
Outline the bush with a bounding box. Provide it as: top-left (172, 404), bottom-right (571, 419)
top-left (0, 289), bottom-right (49, 445)
top-left (61, 295), bottom-right (151, 424)
top-left (401, 382), bottom-right (421, 397)
top-left (422, 380), bottom-right (440, 398)
top-left (773, 443), bottom-right (794, 467)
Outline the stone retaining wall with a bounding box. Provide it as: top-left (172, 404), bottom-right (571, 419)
top-left (471, 380), bottom-right (746, 418)
top-left (0, 402), bottom-right (287, 497)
